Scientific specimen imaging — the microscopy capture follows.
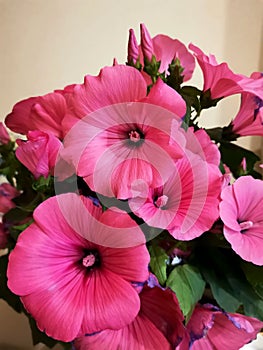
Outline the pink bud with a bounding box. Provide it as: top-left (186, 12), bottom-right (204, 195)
top-left (127, 28), bottom-right (139, 64)
top-left (16, 130), bottom-right (62, 179)
top-left (112, 58), bottom-right (118, 66)
top-left (140, 23), bottom-right (153, 62)
top-left (241, 157), bottom-right (247, 172)
top-left (0, 123), bottom-right (10, 144)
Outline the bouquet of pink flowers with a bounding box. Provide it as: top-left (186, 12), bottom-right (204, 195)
top-left (0, 24), bottom-right (263, 350)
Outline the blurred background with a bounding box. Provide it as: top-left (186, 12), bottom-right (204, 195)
top-left (0, 0), bottom-right (262, 349)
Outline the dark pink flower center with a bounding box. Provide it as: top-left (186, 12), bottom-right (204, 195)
top-left (155, 195), bottom-right (168, 209)
top-left (82, 250), bottom-right (100, 269)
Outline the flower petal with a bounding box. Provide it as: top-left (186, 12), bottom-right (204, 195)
top-left (80, 268), bottom-right (141, 334)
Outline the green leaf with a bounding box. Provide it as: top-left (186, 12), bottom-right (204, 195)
top-left (219, 142), bottom-right (260, 178)
top-left (199, 260), bottom-right (241, 312)
top-left (196, 247), bottom-right (263, 319)
top-left (241, 262), bottom-right (263, 299)
top-left (166, 264), bottom-right (205, 319)
top-left (149, 244), bottom-right (169, 285)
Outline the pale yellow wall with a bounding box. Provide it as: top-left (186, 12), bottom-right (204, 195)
top-left (0, 0), bottom-right (262, 349)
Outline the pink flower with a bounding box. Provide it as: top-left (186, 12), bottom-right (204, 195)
top-left (220, 176), bottom-right (263, 265)
top-left (5, 90), bottom-right (70, 139)
top-left (74, 284), bottom-right (185, 350)
top-left (7, 193), bottom-right (150, 341)
top-left (176, 304), bottom-right (263, 350)
top-left (16, 130), bottom-right (62, 179)
top-left (61, 65), bottom-right (186, 199)
top-left (230, 73), bottom-right (263, 136)
top-left (129, 128), bottom-right (222, 240)
top-left (0, 123), bottom-right (10, 144)
top-left (189, 44), bottom-right (263, 100)
top-left (0, 183), bottom-right (19, 214)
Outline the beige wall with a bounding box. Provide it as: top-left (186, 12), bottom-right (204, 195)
top-left (0, 0), bottom-right (262, 349)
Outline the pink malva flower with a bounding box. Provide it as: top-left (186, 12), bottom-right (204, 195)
top-left (176, 304), bottom-right (263, 350)
top-left (0, 183), bottom-right (19, 214)
top-left (0, 122), bottom-right (10, 144)
top-left (74, 284), bottom-right (186, 350)
top-left (189, 44), bottom-right (263, 100)
top-left (220, 176), bottom-right (263, 265)
top-left (61, 65), bottom-right (186, 199)
top-left (16, 130), bottom-right (62, 179)
top-left (5, 90), bottom-right (70, 139)
top-left (7, 193), bottom-right (150, 341)
top-left (230, 73), bottom-right (263, 136)
top-left (134, 24), bottom-right (195, 81)
top-left (129, 128), bottom-right (222, 240)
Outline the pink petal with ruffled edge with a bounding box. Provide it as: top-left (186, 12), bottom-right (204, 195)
top-left (5, 97), bottom-right (37, 135)
top-left (220, 176), bottom-right (263, 265)
top-left (75, 313), bottom-right (171, 350)
top-left (185, 127), bottom-right (220, 166)
top-left (71, 65), bottom-right (147, 118)
top-left (177, 304), bottom-right (263, 350)
top-left (190, 43), bottom-right (263, 101)
top-left (143, 78), bottom-right (186, 118)
top-left (152, 34), bottom-right (195, 81)
top-left (140, 286), bottom-right (185, 347)
top-left (190, 305), bottom-right (263, 350)
top-left (79, 268), bottom-right (141, 334)
top-left (75, 285), bottom-right (186, 350)
top-left (5, 93), bottom-right (67, 138)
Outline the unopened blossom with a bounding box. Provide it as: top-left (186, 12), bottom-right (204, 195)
top-left (0, 183), bottom-right (19, 214)
top-left (16, 130), bottom-right (62, 179)
top-left (127, 28), bottom-right (140, 64)
top-left (189, 44), bottom-right (263, 100)
top-left (220, 176), bottom-right (263, 265)
top-left (140, 23), bottom-right (154, 62)
top-left (176, 304), bottom-right (263, 350)
top-left (74, 284), bottom-right (185, 350)
top-left (0, 123), bottom-right (10, 144)
top-left (7, 193), bottom-right (149, 341)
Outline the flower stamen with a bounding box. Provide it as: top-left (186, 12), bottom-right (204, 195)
top-left (129, 130), bottom-right (141, 142)
top-left (239, 220), bottom-right (253, 232)
top-left (155, 195), bottom-right (168, 209)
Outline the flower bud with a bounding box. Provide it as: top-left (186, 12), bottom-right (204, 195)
top-left (127, 28), bottom-right (139, 64)
top-left (140, 23), bottom-right (153, 62)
